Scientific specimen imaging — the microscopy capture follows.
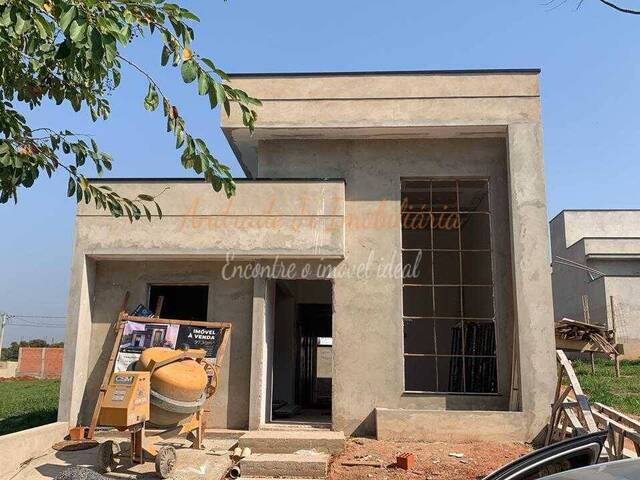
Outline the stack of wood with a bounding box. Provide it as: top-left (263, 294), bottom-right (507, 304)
top-left (555, 318), bottom-right (618, 356)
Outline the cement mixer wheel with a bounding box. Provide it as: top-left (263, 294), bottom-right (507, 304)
top-left (155, 446), bottom-right (177, 478)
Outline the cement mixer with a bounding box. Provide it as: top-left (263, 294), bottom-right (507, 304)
top-left (136, 347), bottom-right (214, 427)
top-left (96, 347), bottom-right (218, 478)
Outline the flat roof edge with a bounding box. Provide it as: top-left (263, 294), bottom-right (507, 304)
top-left (86, 177), bottom-right (346, 183)
top-left (227, 68), bottom-right (541, 79)
top-left (550, 208), bottom-right (640, 224)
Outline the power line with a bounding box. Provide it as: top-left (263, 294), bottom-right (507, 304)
top-left (7, 317), bottom-right (64, 326)
top-left (7, 322), bottom-right (65, 328)
top-left (9, 314), bottom-right (66, 320)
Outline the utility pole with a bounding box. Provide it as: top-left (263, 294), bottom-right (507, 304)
top-left (0, 312), bottom-right (7, 361)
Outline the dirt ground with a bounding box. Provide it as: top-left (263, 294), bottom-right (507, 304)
top-left (328, 438), bottom-right (531, 480)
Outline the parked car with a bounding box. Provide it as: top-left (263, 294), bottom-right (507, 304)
top-left (483, 430), bottom-right (608, 480)
top-left (544, 458), bottom-right (640, 479)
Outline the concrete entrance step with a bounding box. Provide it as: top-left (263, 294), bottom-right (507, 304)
top-left (239, 453), bottom-right (329, 478)
top-left (239, 430), bottom-right (345, 454)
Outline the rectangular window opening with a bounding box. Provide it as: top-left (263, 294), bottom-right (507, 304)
top-left (148, 284), bottom-right (209, 321)
top-left (401, 178), bottom-right (497, 394)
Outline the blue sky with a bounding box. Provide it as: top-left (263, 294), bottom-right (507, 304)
top-left (1, 0), bottom-right (639, 343)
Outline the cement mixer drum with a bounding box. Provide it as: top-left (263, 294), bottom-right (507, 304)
top-left (136, 347), bottom-right (209, 427)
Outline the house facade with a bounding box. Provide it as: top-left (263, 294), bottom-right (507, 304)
top-left (60, 70), bottom-right (556, 442)
top-left (551, 210), bottom-right (640, 358)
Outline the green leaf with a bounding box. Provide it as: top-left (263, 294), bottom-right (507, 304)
top-left (207, 82), bottom-right (218, 109)
top-left (88, 27), bottom-right (104, 61)
top-left (69, 18), bottom-right (88, 42)
top-left (67, 177), bottom-right (75, 197)
top-left (201, 58), bottom-right (216, 71)
top-left (144, 84), bottom-right (159, 111)
top-left (181, 11), bottom-right (200, 21)
top-left (143, 204), bottom-right (152, 222)
top-left (55, 40), bottom-right (72, 60)
top-left (0, 8), bottom-right (12, 27)
top-left (33, 14), bottom-right (53, 39)
top-left (15, 13), bottom-right (31, 35)
top-left (213, 81), bottom-right (225, 104)
top-left (160, 46), bottom-right (171, 66)
top-left (180, 61), bottom-right (197, 83)
top-left (137, 194), bottom-right (154, 201)
top-left (155, 202), bottom-right (163, 219)
top-left (59, 6), bottom-right (77, 33)
top-left (197, 71), bottom-right (208, 95)
top-left (103, 34), bottom-right (117, 62)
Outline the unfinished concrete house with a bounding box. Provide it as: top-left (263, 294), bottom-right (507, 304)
top-left (60, 69), bottom-right (556, 443)
top-left (551, 210), bottom-right (640, 358)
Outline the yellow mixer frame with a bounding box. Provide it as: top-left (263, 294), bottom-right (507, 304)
top-left (96, 349), bottom-right (218, 478)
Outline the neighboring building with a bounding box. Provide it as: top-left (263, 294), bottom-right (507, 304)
top-left (551, 210), bottom-right (640, 357)
top-left (60, 69), bottom-right (556, 442)
top-left (16, 347), bottom-right (64, 379)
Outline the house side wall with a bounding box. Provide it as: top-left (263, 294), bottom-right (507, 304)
top-left (550, 214), bottom-right (599, 323)
top-left (604, 277), bottom-right (640, 357)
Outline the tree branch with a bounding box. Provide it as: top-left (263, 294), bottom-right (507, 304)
top-left (116, 54), bottom-right (168, 99)
top-left (597, 0), bottom-right (640, 14)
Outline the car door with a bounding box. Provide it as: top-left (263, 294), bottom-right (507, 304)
top-left (483, 430), bottom-right (608, 480)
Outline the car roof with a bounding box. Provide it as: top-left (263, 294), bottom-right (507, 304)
top-left (544, 458), bottom-right (640, 479)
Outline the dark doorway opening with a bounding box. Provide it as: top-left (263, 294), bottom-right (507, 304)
top-left (271, 280), bottom-right (332, 426)
top-left (148, 284), bottom-right (209, 321)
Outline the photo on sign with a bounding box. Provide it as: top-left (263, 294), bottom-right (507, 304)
top-left (120, 321), bottom-right (179, 352)
top-left (115, 321), bottom-right (179, 371)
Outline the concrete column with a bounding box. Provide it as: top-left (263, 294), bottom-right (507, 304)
top-left (40, 348), bottom-right (45, 379)
top-left (507, 123), bottom-right (557, 438)
top-left (248, 276), bottom-right (275, 430)
top-left (58, 249), bottom-right (95, 425)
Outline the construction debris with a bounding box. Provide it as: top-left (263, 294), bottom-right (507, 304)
top-left (554, 296), bottom-right (624, 377)
top-left (546, 349), bottom-right (640, 460)
top-left (396, 452), bottom-right (415, 470)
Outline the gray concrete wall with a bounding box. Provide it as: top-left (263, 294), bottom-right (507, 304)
top-left (0, 421), bottom-right (69, 479)
top-left (604, 276), bottom-right (640, 357)
top-left (550, 214), bottom-right (595, 323)
top-left (561, 210), bottom-right (640, 248)
top-left (76, 260), bottom-right (254, 429)
top-left (256, 136), bottom-right (551, 437)
top-left (0, 361), bottom-right (17, 378)
top-left (74, 180), bottom-right (345, 259)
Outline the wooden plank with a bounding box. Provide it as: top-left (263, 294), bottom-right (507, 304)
top-left (88, 315), bottom-right (126, 438)
top-left (556, 350), bottom-right (598, 432)
top-left (153, 295), bottom-right (164, 317)
top-left (122, 314), bottom-right (232, 329)
top-left (558, 317), bottom-right (607, 332)
top-left (563, 406), bottom-right (588, 435)
top-left (555, 338), bottom-right (608, 353)
top-left (594, 403), bottom-right (640, 431)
